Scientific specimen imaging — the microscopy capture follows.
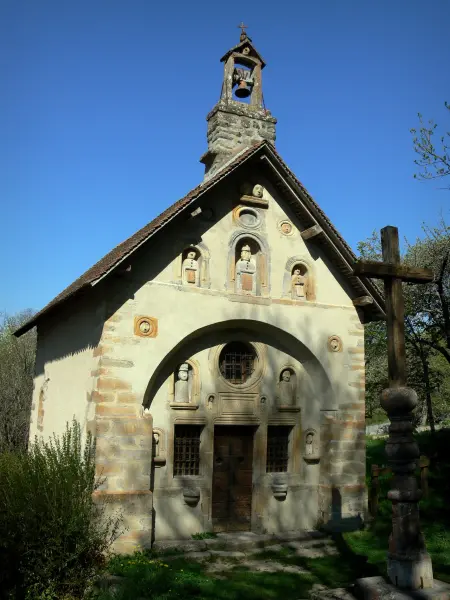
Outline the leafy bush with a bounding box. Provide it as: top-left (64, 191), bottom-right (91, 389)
top-left (0, 420), bottom-right (122, 599)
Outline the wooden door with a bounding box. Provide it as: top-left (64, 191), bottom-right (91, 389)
top-left (212, 426), bottom-right (254, 532)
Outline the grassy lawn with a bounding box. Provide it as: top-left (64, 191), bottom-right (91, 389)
top-left (96, 549), bottom-right (378, 600)
top-left (94, 429), bottom-right (450, 600)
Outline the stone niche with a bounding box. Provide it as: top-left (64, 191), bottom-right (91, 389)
top-left (168, 359), bottom-right (200, 409)
top-left (227, 232), bottom-right (269, 297)
top-left (283, 257), bottom-right (316, 301)
top-left (303, 428), bottom-right (320, 463)
top-left (173, 243), bottom-right (211, 288)
top-left (275, 367), bottom-right (300, 412)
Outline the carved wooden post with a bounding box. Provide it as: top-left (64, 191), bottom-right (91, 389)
top-left (419, 456), bottom-right (430, 500)
top-left (354, 226), bottom-right (434, 590)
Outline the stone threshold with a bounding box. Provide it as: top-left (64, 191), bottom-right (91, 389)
top-left (153, 529), bottom-right (337, 557)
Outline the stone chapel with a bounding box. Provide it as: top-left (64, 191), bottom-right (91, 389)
top-left (16, 29), bottom-right (385, 552)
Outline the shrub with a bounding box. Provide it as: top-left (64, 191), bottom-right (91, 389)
top-left (0, 420), bottom-right (122, 598)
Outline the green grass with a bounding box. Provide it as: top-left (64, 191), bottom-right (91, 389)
top-left (344, 428), bottom-right (450, 584)
top-left (192, 532), bottom-right (218, 540)
top-left (96, 549), bottom-right (373, 600)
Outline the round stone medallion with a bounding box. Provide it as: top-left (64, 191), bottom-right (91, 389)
top-left (328, 335), bottom-right (343, 353)
top-left (278, 220), bottom-right (294, 236)
top-left (139, 320), bottom-right (153, 335)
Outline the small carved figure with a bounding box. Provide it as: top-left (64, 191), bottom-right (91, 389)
top-left (182, 250), bottom-right (199, 286)
top-left (276, 369), bottom-right (295, 406)
top-left (305, 431), bottom-right (314, 456)
top-left (236, 244), bottom-right (257, 293)
top-left (153, 431), bottom-right (160, 457)
top-left (291, 268), bottom-right (308, 299)
top-left (174, 363), bottom-right (190, 403)
top-left (252, 184), bottom-right (264, 198)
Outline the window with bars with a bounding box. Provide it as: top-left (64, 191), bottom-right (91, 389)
top-left (173, 425), bottom-right (201, 476)
top-left (266, 426), bottom-right (290, 473)
top-left (219, 341), bottom-right (256, 384)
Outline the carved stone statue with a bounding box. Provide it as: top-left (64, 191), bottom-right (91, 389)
top-left (153, 431), bottom-right (160, 457)
top-left (236, 244), bottom-right (257, 293)
top-left (174, 363), bottom-right (190, 403)
top-left (252, 184), bottom-right (263, 198)
top-left (276, 369), bottom-right (295, 406)
top-left (291, 268), bottom-right (308, 299)
top-left (305, 431), bottom-right (314, 456)
top-left (182, 250), bottom-right (199, 286)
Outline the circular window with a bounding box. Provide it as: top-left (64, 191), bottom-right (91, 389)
top-left (219, 342), bottom-right (257, 385)
top-left (235, 206), bottom-right (261, 229)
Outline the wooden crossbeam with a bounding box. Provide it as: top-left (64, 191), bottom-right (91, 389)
top-left (353, 261), bottom-right (434, 284)
top-left (352, 296), bottom-right (373, 307)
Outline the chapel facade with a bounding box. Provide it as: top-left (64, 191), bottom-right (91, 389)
top-left (17, 29), bottom-right (385, 552)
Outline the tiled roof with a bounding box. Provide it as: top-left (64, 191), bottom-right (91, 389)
top-left (15, 141), bottom-right (384, 336)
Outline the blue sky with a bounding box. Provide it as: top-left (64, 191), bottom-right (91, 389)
top-left (1, 0), bottom-right (449, 315)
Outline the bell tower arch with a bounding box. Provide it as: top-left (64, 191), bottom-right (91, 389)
top-left (200, 25), bottom-right (277, 179)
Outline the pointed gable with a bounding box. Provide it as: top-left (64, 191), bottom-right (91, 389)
top-left (15, 141), bottom-right (385, 337)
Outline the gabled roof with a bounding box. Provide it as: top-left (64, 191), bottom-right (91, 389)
top-left (220, 36), bottom-right (266, 68)
top-left (15, 141), bottom-right (385, 336)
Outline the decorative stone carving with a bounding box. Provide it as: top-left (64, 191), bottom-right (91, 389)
top-left (291, 266), bottom-right (309, 300)
top-left (279, 220), bottom-right (294, 236)
top-left (152, 428), bottom-right (166, 466)
top-left (236, 243), bottom-right (257, 294)
top-left (252, 184), bottom-right (264, 198)
top-left (276, 369), bottom-right (296, 407)
top-left (174, 363), bottom-right (191, 403)
top-left (303, 428), bottom-right (320, 462)
top-left (271, 474), bottom-right (288, 500)
top-left (328, 335), bottom-right (343, 353)
top-left (283, 258), bottom-right (316, 301)
top-left (134, 316), bottom-right (158, 338)
top-left (182, 249), bottom-right (200, 286)
top-left (183, 487), bottom-right (200, 507)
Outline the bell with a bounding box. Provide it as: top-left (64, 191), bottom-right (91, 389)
top-left (235, 80), bottom-right (251, 99)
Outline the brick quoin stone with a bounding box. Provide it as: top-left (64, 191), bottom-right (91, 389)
top-left (93, 345), bottom-right (112, 357)
top-left (116, 392), bottom-right (139, 403)
top-left (348, 347), bottom-right (365, 354)
top-left (113, 420), bottom-right (153, 435)
top-left (97, 377), bottom-right (132, 391)
top-left (96, 404), bottom-right (138, 418)
top-left (91, 391), bottom-right (115, 403)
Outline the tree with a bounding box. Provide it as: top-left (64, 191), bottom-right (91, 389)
top-left (358, 225), bottom-right (450, 428)
top-left (411, 102), bottom-right (450, 188)
top-left (0, 310), bottom-right (36, 452)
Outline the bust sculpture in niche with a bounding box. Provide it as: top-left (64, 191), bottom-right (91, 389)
top-left (236, 243), bottom-right (257, 294)
top-left (153, 431), bottom-right (160, 457)
top-left (291, 266), bottom-right (309, 300)
top-left (182, 249), bottom-right (199, 286)
top-left (276, 369), bottom-right (296, 406)
top-left (305, 431), bottom-right (314, 456)
top-left (174, 363), bottom-right (191, 403)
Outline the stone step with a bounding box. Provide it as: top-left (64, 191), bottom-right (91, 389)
top-left (153, 530), bottom-right (336, 556)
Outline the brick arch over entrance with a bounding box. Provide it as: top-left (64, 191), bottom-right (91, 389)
top-left (142, 319), bottom-right (334, 410)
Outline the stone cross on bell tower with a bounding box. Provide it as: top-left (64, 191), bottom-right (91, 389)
top-left (200, 26), bottom-right (277, 180)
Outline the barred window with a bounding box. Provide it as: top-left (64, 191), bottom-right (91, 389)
top-left (219, 342), bottom-right (256, 384)
top-left (174, 425), bottom-right (201, 476)
top-left (266, 426), bottom-right (290, 473)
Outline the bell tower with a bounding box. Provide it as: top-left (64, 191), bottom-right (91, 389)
top-left (200, 25), bottom-right (277, 180)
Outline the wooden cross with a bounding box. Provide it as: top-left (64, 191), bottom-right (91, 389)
top-left (238, 22), bottom-right (249, 36)
top-left (353, 226), bottom-right (434, 387)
